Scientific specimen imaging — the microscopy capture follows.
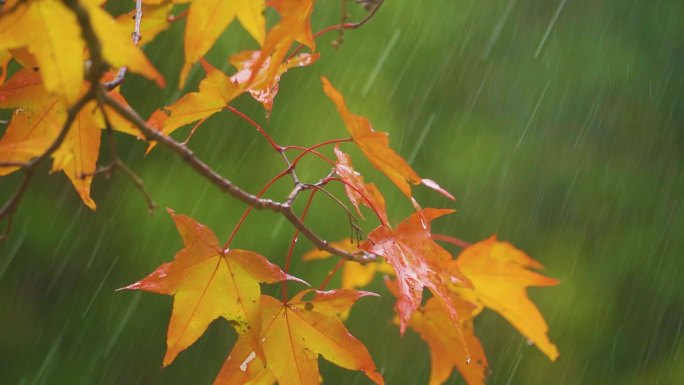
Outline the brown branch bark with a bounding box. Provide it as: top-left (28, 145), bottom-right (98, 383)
top-left (101, 94), bottom-right (375, 263)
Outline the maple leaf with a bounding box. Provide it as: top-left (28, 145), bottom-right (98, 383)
top-left (0, 0), bottom-right (164, 103)
top-left (333, 146), bottom-right (389, 225)
top-left (120, 209), bottom-right (304, 366)
top-left (230, 50), bottom-right (319, 115)
top-left (321, 77), bottom-right (454, 205)
top-left (385, 278), bottom-right (488, 385)
top-left (363, 208), bottom-right (472, 335)
top-left (214, 290), bottom-right (384, 385)
top-left (454, 236), bottom-right (560, 361)
top-left (147, 59), bottom-right (242, 152)
top-left (178, 0), bottom-right (266, 87)
top-left (245, 0), bottom-right (315, 93)
top-left (0, 69), bottom-right (138, 208)
top-left (410, 298), bottom-right (488, 385)
top-left (0, 0), bottom-right (84, 102)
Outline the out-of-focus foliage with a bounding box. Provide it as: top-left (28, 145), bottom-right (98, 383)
top-left (0, 0), bottom-right (682, 384)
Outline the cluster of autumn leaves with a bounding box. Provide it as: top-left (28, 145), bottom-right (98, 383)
top-left (0, 1), bottom-right (559, 384)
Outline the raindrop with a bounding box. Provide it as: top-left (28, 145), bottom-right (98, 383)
top-left (239, 351), bottom-right (257, 372)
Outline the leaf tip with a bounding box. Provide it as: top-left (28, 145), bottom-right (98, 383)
top-left (421, 178), bottom-right (455, 200)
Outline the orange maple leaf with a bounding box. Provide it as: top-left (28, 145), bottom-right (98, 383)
top-left (410, 296), bottom-right (488, 385)
top-left (147, 59), bottom-right (242, 152)
top-left (214, 289), bottom-right (384, 385)
top-left (179, 0), bottom-right (266, 87)
top-left (230, 50), bottom-right (319, 115)
top-left (245, 0), bottom-right (315, 92)
top-left (454, 236), bottom-right (560, 361)
top-left (385, 278), bottom-right (488, 385)
top-left (363, 208), bottom-right (472, 334)
top-left (120, 209), bottom-right (305, 366)
top-left (322, 77), bottom-right (454, 205)
top-left (333, 146), bottom-right (389, 226)
top-left (0, 69), bottom-right (139, 209)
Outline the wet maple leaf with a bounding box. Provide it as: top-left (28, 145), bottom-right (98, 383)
top-left (120, 209), bottom-right (304, 366)
top-left (230, 50), bottom-right (319, 115)
top-left (321, 77), bottom-right (454, 205)
top-left (363, 208), bottom-right (472, 334)
top-left (0, 69), bottom-right (138, 209)
top-left (178, 0), bottom-right (266, 87)
top-left (410, 296), bottom-right (488, 385)
top-left (147, 59), bottom-right (242, 152)
top-left (333, 146), bottom-right (389, 226)
top-left (0, 0), bottom-right (163, 103)
top-left (454, 236), bottom-right (560, 361)
top-left (385, 278), bottom-right (487, 385)
top-left (245, 0), bottom-right (315, 93)
top-left (214, 290), bottom-right (384, 385)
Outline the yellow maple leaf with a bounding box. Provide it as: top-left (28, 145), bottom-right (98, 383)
top-left (120, 209), bottom-right (304, 366)
top-left (455, 236), bottom-right (560, 361)
top-left (179, 0), bottom-right (266, 87)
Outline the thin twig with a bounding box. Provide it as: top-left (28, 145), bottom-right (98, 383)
top-left (289, 0), bottom-right (385, 58)
top-left (103, 0), bottom-right (143, 90)
top-left (0, 162), bottom-right (28, 168)
top-left (98, 104), bottom-right (157, 213)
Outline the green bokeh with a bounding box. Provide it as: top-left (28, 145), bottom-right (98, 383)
top-left (1, 0), bottom-right (682, 384)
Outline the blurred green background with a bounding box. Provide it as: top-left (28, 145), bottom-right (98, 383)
top-left (1, 0), bottom-right (683, 384)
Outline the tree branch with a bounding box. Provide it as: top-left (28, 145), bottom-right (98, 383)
top-left (101, 94), bottom-right (375, 263)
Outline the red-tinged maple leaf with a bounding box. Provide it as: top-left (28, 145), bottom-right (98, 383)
top-left (120, 209), bottom-right (305, 366)
top-left (147, 59), bottom-right (242, 152)
top-left (115, 1), bottom-right (172, 45)
top-left (0, 0), bottom-right (164, 103)
top-left (454, 236), bottom-right (560, 361)
top-left (246, 0), bottom-right (315, 92)
top-left (0, 69), bottom-right (138, 209)
top-left (333, 146), bottom-right (389, 226)
top-left (363, 208), bottom-right (472, 335)
top-left (230, 50), bottom-right (319, 115)
top-left (214, 290), bottom-right (384, 385)
top-left (321, 77), bottom-right (454, 205)
top-left (178, 0), bottom-right (266, 87)
top-left (386, 278), bottom-right (488, 385)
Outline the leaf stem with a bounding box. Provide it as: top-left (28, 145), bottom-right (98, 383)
top-left (318, 259), bottom-right (345, 290)
top-left (226, 106), bottom-right (282, 151)
top-left (432, 234), bottom-right (471, 249)
top-left (282, 188), bottom-right (319, 301)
